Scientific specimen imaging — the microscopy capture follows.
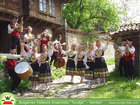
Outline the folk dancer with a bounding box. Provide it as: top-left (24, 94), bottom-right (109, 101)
top-left (75, 44), bottom-right (86, 83)
top-left (24, 26), bottom-right (35, 52)
top-left (8, 15), bottom-right (23, 55)
top-left (29, 46), bottom-right (40, 91)
top-left (7, 49), bottom-right (21, 93)
top-left (117, 38), bottom-right (127, 77)
top-left (84, 44), bottom-right (96, 89)
top-left (94, 39), bottom-right (110, 87)
top-left (64, 44), bottom-right (77, 83)
top-left (37, 27), bottom-right (52, 53)
top-left (124, 39), bottom-right (135, 80)
top-left (38, 45), bottom-right (53, 92)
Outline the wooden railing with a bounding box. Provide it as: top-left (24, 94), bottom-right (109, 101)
top-left (6, 0), bottom-right (20, 12)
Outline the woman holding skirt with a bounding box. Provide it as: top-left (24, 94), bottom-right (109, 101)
top-left (94, 39), bottom-right (110, 87)
top-left (38, 44), bottom-right (52, 91)
top-left (75, 44), bottom-right (86, 83)
top-left (84, 44), bottom-right (96, 89)
top-left (29, 46), bottom-right (40, 91)
top-left (65, 44), bottom-right (77, 83)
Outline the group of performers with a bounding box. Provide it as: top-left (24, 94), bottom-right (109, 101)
top-left (6, 15), bottom-right (135, 94)
top-left (117, 38), bottom-right (135, 80)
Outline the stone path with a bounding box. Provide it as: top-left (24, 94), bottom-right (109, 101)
top-left (16, 65), bottom-right (115, 98)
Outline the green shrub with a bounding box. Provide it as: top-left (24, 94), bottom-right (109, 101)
top-left (0, 79), bottom-right (31, 93)
top-left (52, 69), bottom-right (65, 80)
top-left (106, 58), bottom-right (115, 65)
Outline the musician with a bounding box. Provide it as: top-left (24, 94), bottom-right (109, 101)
top-left (64, 44), bottom-right (77, 83)
top-left (84, 44), bottom-right (96, 89)
top-left (37, 27), bottom-right (52, 53)
top-left (94, 39), bottom-right (110, 87)
top-left (124, 39), bottom-right (135, 80)
top-left (24, 26), bottom-right (35, 52)
top-left (7, 49), bottom-right (21, 93)
top-left (8, 15), bottom-right (23, 55)
top-left (50, 40), bottom-right (60, 66)
top-left (38, 44), bottom-right (52, 91)
top-left (29, 46), bottom-right (40, 91)
top-left (75, 44), bottom-right (86, 83)
top-left (117, 38), bottom-right (127, 77)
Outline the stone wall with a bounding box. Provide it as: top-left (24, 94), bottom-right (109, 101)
top-left (67, 32), bottom-right (115, 59)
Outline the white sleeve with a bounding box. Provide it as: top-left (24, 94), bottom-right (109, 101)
top-left (75, 53), bottom-right (78, 62)
top-left (8, 24), bottom-right (14, 34)
top-left (91, 51), bottom-right (95, 60)
top-left (48, 50), bottom-right (53, 57)
top-left (129, 46), bottom-right (135, 54)
top-left (103, 45), bottom-right (108, 52)
top-left (48, 34), bottom-right (52, 38)
top-left (7, 54), bottom-right (21, 59)
top-left (83, 54), bottom-right (87, 64)
top-left (24, 34), bottom-right (28, 42)
top-left (63, 50), bottom-right (69, 55)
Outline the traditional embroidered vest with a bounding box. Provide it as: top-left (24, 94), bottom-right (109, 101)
top-left (10, 23), bottom-right (20, 37)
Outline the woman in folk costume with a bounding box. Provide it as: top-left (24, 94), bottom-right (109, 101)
top-left (75, 44), bottom-right (86, 83)
top-left (38, 44), bottom-right (52, 91)
top-left (29, 46), bottom-right (40, 91)
top-left (64, 44), bottom-right (77, 83)
top-left (94, 39), bottom-right (110, 87)
top-left (84, 44), bottom-right (96, 89)
top-left (24, 26), bottom-right (35, 52)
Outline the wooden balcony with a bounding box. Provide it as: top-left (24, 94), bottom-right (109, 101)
top-left (0, 0), bottom-right (22, 16)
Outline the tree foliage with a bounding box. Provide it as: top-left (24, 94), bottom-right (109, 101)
top-left (63, 0), bottom-right (124, 32)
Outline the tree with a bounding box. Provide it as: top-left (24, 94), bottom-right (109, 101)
top-left (63, 0), bottom-right (124, 32)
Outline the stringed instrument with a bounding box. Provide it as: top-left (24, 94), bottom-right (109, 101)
top-left (54, 35), bottom-right (65, 68)
top-left (17, 17), bottom-right (23, 32)
top-left (125, 40), bottom-right (129, 56)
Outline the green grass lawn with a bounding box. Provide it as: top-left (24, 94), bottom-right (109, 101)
top-left (89, 70), bottom-right (140, 99)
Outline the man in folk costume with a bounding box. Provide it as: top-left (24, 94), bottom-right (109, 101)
top-left (94, 39), bottom-right (110, 87)
top-left (8, 15), bottom-right (23, 55)
top-left (117, 38), bottom-right (127, 77)
top-left (7, 49), bottom-right (21, 93)
top-left (124, 39), bottom-right (135, 80)
top-left (37, 27), bottom-right (52, 53)
top-left (50, 40), bottom-right (60, 66)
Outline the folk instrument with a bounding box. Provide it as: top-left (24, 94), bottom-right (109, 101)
top-left (17, 17), bottom-right (23, 32)
top-left (15, 62), bottom-right (33, 79)
top-left (54, 35), bottom-right (65, 68)
top-left (125, 40), bottom-right (129, 56)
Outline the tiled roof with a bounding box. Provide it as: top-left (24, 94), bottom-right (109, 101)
top-left (111, 23), bottom-right (140, 36)
top-left (66, 28), bottom-right (87, 35)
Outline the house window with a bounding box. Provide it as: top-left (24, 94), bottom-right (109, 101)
top-left (49, 0), bottom-right (55, 15)
top-left (39, 0), bottom-right (47, 12)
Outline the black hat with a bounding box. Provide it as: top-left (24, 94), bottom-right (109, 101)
top-left (127, 38), bottom-right (132, 41)
top-left (43, 27), bottom-right (47, 30)
top-left (122, 38), bottom-right (126, 41)
top-left (12, 15), bottom-right (18, 19)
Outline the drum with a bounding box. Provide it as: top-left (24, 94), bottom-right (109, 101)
top-left (15, 62), bottom-right (33, 79)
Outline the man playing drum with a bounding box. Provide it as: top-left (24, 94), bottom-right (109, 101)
top-left (7, 49), bottom-right (21, 93)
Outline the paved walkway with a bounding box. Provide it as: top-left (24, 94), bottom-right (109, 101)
top-left (16, 65), bottom-right (115, 98)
